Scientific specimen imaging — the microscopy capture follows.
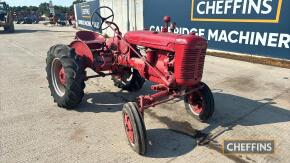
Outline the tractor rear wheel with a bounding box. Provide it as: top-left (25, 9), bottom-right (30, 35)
top-left (184, 83), bottom-right (215, 122)
top-left (112, 68), bottom-right (145, 92)
top-left (122, 102), bottom-right (147, 155)
top-left (46, 44), bottom-right (86, 109)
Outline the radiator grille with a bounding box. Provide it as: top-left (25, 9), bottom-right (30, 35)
top-left (180, 48), bottom-right (206, 80)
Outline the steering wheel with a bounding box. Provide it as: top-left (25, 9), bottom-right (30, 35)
top-left (91, 6), bottom-right (114, 31)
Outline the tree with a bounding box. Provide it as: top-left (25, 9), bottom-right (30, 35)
top-left (70, 0), bottom-right (86, 12)
top-left (9, 1), bottom-right (76, 17)
top-left (73, 0), bottom-right (86, 5)
top-left (38, 3), bottom-right (49, 16)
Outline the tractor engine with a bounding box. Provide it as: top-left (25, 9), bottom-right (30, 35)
top-left (115, 30), bottom-right (208, 87)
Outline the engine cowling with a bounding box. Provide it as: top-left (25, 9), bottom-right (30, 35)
top-left (124, 30), bottom-right (208, 86)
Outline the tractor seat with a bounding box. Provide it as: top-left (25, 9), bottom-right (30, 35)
top-left (76, 31), bottom-right (105, 44)
top-left (75, 31), bottom-right (105, 50)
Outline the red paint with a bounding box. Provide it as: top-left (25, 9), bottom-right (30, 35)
top-left (124, 113), bottom-right (134, 144)
top-left (145, 49), bottom-right (156, 65)
top-left (75, 31), bottom-right (105, 44)
top-left (162, 16), bottom-right (171, 32)
top-left (192, 105), bottom-right (203, 114)
top-left (124, 31), bottom-right (176, 51)
top-left (68, 15), bottom-right (208, 113)
top-left (75, 31), bottom-right (105, 50)
top-left (188, 92), bottom-right (204, 115)
top-left (70, 40), bottom-right (94, 65)
top-left (174, 43), bottom-right (207, 86)
top-left (59, 67), bottom-right (65, 85)
top-left (106, 37), bottom-right (129, 54)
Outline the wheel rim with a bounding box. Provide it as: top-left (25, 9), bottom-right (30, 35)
top-left (51, 58), bottom-right (66, 97)
top-left (124, 113), bottom-right (135, 145)
top-left (188, 92), bottom-right (204, 116)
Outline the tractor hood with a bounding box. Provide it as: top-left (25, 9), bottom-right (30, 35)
top-left (124, 30), bottom-right (206, 52)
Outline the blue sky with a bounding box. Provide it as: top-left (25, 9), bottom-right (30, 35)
top-left (5, 0), bottom-right (74, 7)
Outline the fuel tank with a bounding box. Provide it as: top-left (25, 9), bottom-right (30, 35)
top-left (124, 30), bottom-right (206, 51)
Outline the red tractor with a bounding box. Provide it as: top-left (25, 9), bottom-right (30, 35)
top-left (46, 7), bottom-right (214, 155)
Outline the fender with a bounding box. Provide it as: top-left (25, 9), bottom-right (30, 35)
top-left (70, 40), bottom-right (94, 67)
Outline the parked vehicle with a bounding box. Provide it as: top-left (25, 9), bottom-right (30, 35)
top-left (16, 16), bottom-right (39, 24)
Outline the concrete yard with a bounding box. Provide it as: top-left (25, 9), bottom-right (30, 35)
top-left (0, 24), bottom-right (290, 163)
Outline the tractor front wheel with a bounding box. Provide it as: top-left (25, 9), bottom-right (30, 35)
top-left (122, 102), bottom-right (147, 155)
top-left (46, 44), bottom-right (86, 109)
top-left (184, 83), bottom-right (215, 122)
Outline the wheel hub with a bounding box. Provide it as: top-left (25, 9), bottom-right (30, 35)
top-left (191, 104), bottom-right (203, 114)
top-left (189, 93), bottom-right (203, 115)
top-left (124, 113), bottom-right (134, 144)
top-left (59, 68), bottom-right (66, 85)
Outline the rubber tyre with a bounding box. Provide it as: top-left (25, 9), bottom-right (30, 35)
top-left (184, 82), bottom-right (215, 122)
top-left (46, 44), bottom-right (86, 109)
top-left (122, 102), bottom-right (147, 155)
top-left (112, 69), bottom-right (145, 92)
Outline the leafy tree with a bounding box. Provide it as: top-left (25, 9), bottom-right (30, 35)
top-left (9, 1), bottom-right (76, 17)
top-left (73, 0), bottom-right (86, 5)
top-left (38, 3), bottom-right (49, 15)
top-left (70, 0), bottom-right (86, 12)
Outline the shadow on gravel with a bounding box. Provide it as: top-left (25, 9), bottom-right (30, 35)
top-left (198, 90), bottom-right (290, 144)
top-left (0, 29), bottom-right (48, 34)
top-left (0, 29), bottom-right (74, 34)
top-left (146, 128), bottom-right (197, 158)
top-left (143, 90), bottom-right (290, 159)
top-left (74, 82), bottom-right (155, 113)
top-left (75, 91), bottom-right (132, 113)
top-left (70, 83), bottom-right (290, 158)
